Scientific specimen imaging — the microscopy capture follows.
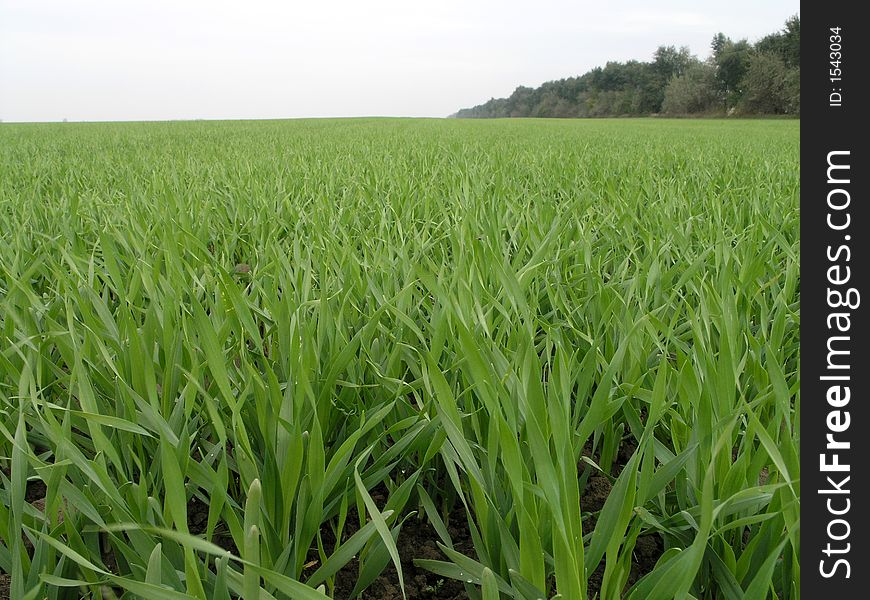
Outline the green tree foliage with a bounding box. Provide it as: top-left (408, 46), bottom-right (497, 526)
top-left (755, 15), bottom-right (800, 68)
top-left (662, 61), bottom-right (721, 115)
top-left (649, 45), bottom-right (694, 109)
top-left (453, 17), bottom-right (800, 118)
top-left (711, 36), bottom-right (754, 108)
top-left (739, 52), bottom-right (799, 115)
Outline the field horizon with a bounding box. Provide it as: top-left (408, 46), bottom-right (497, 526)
top-left (0, 115), bottom-right (800, 126)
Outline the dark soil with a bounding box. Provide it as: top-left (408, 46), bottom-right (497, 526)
top-left (586, 534), bottom-right (664, 598)
top-left (579, 438), bottom-right (666, 598)
top-left (583, 475), bottom-right (613, 517)
top-left (295, 484), bottom-right (473, 600)
top-left (5, 435), bottom-right (665, 600)
top-left (20, 479), bottom-right (50, 558)
top-left (629, 535), bottom-right (665, 584)
top-left (0, 480), bottom-right (48, 600)
top-left (330, 506), bottom-right (473, 600)
top-left (186, 480), bottom-right (474, 599)
top-left (25, 478), bottom-right (47, 503)
top-left (187, 493), bottom-right (239, 555)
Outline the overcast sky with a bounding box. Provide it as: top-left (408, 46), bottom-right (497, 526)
top-left (1, 0), bottom-right (799, 122)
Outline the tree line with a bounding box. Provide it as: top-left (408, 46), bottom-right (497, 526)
top-left (452, 16), bottom-right (799, 118)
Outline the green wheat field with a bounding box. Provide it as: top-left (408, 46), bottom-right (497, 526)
top-left (0, 118), bottom-right (799, 600)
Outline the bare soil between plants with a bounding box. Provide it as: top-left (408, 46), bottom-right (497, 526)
top-left (3, 439), bottom-right (664, 600)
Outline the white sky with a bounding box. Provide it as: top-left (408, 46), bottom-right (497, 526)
top-left (0, 0), bottom-right (799, 122)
